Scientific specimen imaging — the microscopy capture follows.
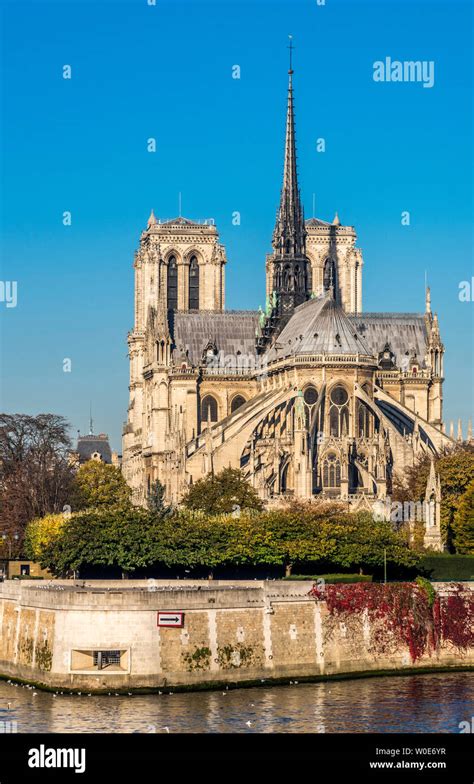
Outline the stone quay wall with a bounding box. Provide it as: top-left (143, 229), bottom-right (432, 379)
top-left (0, 580), bottom-right (472, 691)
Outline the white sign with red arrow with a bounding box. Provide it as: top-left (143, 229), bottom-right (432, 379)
top-left (157, 611), bottom-right (184, 628)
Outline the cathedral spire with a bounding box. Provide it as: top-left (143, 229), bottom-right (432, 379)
top-left (272, 37), bottom-right (306, 261)
top-left (270, 38), bottom-right (309, 322)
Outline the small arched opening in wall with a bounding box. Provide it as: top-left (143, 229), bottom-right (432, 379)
top-left (357, 400), bottom-right (372, 438)
top-left (188, 255), bottom-right (200, 310)
top-left (230, 394), bottom-right (246, 414)
top-left (166, 254), bottom-right (178, 311)
top-left (200, 394), bottom-right (218, 429)
top-left (280, 460), bottom-right (293, 493)
top-left (323, 257), bottom-right (337, 292)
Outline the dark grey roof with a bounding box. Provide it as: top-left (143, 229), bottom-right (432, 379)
top-left (265, 293), bottom-right (373, 362)
top-left (347, 313), bottom-right (429, 368)
top-left (171, 310), bottom-right (259, 368)
top-left (305, 217), bottom-right (331, 227)
top-left (160, 217), bottom-right (207, 227)
top-left (76, 435), bottom-right (112, 464)
top-left (170, 305), bottom-right (430, 371)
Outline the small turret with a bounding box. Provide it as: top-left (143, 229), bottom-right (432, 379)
top-left (424, 458), bottom-right (442, 551)
top-left (425, 285), bottom-right (431, 315)
top-left (147, 209), bottom-right (157, 228)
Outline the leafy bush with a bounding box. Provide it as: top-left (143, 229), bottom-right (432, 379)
top-left (284, 574), bottom-right (373, 583)
top-left (32, 503), bottom-right (419, 578)
top-left (14, 575), bottom-right (44, 580)
top-left (420, 554), bottom-right (474, 581)
top-left (415, 575), bottom-right (436, 607)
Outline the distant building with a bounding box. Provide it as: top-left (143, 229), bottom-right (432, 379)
top-left (0, 559), bottom-right (52, 581)
top-left (70, 418), bottom-right (121, 467)
top-left (76, 433), bottom-right (113, 464)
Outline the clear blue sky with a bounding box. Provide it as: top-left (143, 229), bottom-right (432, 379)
top-left (0, 0), bottom-right (472, 451)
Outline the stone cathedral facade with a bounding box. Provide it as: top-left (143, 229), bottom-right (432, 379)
top-left (122, 64), bottom-right (452, 548)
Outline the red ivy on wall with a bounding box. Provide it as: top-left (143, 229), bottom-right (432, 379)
top-left (309, 582), bottom-right (474, 662)
top-left (434, 584), bottom-right (474, 651)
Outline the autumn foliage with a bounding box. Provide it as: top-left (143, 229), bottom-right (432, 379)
top-left (309, 581), bottom-right (474, 662)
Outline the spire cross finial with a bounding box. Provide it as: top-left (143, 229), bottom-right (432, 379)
top-left (288, 35), bottom-right (294, 74)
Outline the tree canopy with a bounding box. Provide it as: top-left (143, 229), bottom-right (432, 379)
top-left (38, 507), bottom-right (161, 576)
top-left (453, 480), bottom-right (474, 555)
top-left (23, 512), bottom-right (69, 564)
top-left (392, 447), bottom-right (474, 551)
top-left (71, 460), bottom-right (132, 511)
top-left (0, 413), bottom-right (74, 551)
top-left (31, 503), bottom-right (419, 578)
top-left (182, 468), bottom-right (264, 515)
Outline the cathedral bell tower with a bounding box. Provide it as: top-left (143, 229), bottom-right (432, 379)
top-left (270, 41), bottom-right (310, 323)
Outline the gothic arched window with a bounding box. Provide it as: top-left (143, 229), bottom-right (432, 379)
top-left (329, 385), bottom-right (349, 437)
top-left (201, 395), bottom-right (218, 424)
top-left (323, 258), bottom-right (336, 291)
top-left (188, 255), bottom-right (199, 310)
top-left (322, 452), bottom-right (341, 488)
top-left (357, 400), bottom-right (371, 437)
top-left (231, 395), bottom-right (246, 414)
top-left (167, 255), bottom-right (178, 310)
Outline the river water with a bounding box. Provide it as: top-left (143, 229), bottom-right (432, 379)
top-left (0, 672), bottom-right (472, 733)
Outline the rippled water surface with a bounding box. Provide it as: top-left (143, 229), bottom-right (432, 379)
top-left (0, 673), bottom-right (472, 733)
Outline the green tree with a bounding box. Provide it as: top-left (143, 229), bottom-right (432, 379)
top-left (23, 513), bottom-right (68, 563)
top-left (392, 447), bottom-right (474, 550)
top-left (453, 481), bottom-right (474, 555)
top-left (331, 511), bottom-right (420, 573)
top-left (182, 468), bottom-right (264, 514)
top-left (72, 461), bottom-right (132, 511)
top-left (147, 480), bottom-right (170, 516)
top-left (39, 507), bottom-right (160, 577)
top-left (33, 502), bottom-right (420, 579)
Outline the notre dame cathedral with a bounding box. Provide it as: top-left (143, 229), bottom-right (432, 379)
top-left (122, 61), bottom-right (452, 548)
